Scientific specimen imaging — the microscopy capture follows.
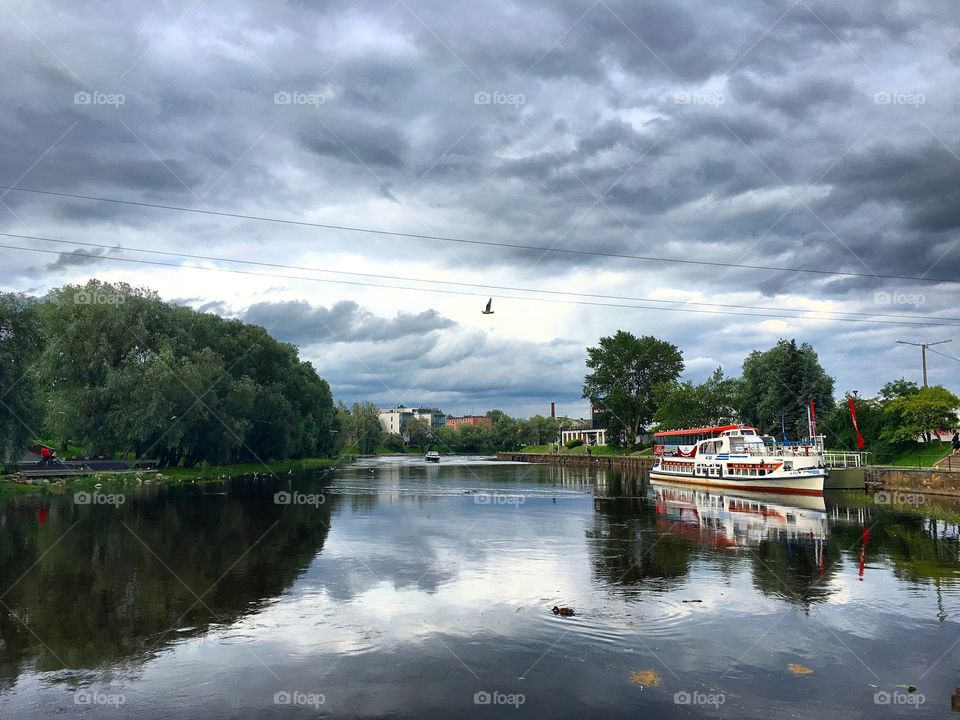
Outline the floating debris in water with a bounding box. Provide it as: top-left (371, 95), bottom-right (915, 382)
top-left (629, 669), bottom-right (662, 687)
top-left (788, 663), bottom-right (814, 675)
top-left (682, 599), bottom-right (702, 603)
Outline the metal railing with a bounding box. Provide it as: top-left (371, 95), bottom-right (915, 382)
top-left (823, 451), bottom-right (866, 468)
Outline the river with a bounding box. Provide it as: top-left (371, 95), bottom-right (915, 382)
top-left (1, 455), bottom-right (959, 717)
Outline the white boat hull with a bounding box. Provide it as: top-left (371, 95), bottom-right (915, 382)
top-left (649, 469), bottom-right (825, 496)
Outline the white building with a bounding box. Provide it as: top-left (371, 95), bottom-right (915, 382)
top-left (561, 428), bottom-right (608, 446)
top-left (378, 406), bottom-right (447, 438)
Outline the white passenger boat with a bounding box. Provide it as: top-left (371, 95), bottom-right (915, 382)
top-left (425, 450), bottom-right (441, 463)
top-left (650, 424), bottom-right (827, 496)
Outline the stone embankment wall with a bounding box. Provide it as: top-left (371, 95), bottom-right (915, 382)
top-left (865, 467), bottom-right (960, 496)
top-left (496, 452), bottom-right (654, 471)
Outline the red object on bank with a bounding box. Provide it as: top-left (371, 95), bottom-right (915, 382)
top-left (847, 398), bottom-right (866, 449)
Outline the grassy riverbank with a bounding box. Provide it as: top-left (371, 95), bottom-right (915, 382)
top-left (0, 456), bottom-right (346, 498)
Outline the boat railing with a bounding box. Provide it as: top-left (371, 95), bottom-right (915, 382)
top-left (732, 446), bottom-right (822, 458)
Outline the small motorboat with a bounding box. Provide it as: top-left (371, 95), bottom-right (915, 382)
top-left (425, 450), bottom-right (441, 463)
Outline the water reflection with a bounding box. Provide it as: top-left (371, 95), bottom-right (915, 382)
top-left (0, 472), bottom-right (336, 689)
top-left (3, 460), bottom-right (960, 718)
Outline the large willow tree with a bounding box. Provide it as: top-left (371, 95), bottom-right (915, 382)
top-left (0, 293), bottom-right (42, 463)
top-left (34, 280), bottom-right (336, 466)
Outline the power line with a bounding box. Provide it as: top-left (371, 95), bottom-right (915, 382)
top-left (1, 183), bottom-right (958, 286)
top-left (4, 240), bottom-right (960, 328)
top-left (927, 348), bottom-right (960, 363)
top-left (3, 230), bottom-right (957, 324)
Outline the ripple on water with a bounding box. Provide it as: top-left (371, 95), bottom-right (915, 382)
top-left (215, 633), bottom-right (258, 646)
top-left (522, 595), bottom-right (708, 651)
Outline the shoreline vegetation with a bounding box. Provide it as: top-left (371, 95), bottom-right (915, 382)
top-left (5, 439), bottom-right (955, 499)
top-left (0, 457), bottom-right (344, 498)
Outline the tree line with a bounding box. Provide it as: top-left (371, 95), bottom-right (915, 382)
top-left (3, 286), bottom-right (956, 464)
top-left (583, 330), bottom-right (958, 456)
top-left (0, 281), bottom-right (336, 466)
top-left (335, 404), bottom-right (577, 455)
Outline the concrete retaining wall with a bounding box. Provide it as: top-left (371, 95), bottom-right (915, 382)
top-left (496, 452), bottom-right (654, 472)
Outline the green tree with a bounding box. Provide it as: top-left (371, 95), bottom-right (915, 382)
top-left (818, 395), bottom-right (890, 457)
top-left (405, 417), bottom-right (433, 450)
top-left (0, 293), bottom-right (42, 463)
top-left (352, 402), bottom-right (383, 454)
top-left (381, 433), bottom-right (405, 452)
top-left (34, 280), bottom-right (337, 466)
top-left (583, 331), bottom-right (683, 447)
top-left (522, 415), bottom-right (557, 445)
top-left (879, 378), bottom-right (920, 403)
top-left (884, 385), bottom-right (960, 443)
top-left (334, 401), bottom-right (355, 452)
top-left (654, 367), bottom-right (741, 429)
top-left (737, 339), bottom-right (834, 438)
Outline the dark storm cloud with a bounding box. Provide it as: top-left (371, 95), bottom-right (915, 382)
top-left (728, 75), bottom-right (858, 120)
top-left (45, 248), bottom-right (106, 270)
top-left (826, 142), bottom-right (960, 235)
top-left (299, 128), bottom-right (406, 169)
top-left (243, 300), bottom-right (455, 346)
top-left (3, 0), bottom-right (960, 407)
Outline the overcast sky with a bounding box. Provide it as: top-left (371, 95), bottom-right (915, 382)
top-left (2, 0), bottom-right (959, 417)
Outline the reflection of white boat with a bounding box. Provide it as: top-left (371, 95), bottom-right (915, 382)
top-left (651, 424), bottom-right (827, 496)
top-left (652, 481), bottom-right (828, 548)
top-left (425, 451), bottom-right (440, 463)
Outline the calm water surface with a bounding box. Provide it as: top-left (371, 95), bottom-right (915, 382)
top-left (2, 456), bottom-right (960, 717)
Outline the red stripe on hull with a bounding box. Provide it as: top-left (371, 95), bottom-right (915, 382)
top-left (649, 472), bottom-right (824, 496)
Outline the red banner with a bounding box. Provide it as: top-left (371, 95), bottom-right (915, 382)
top-left (848, 397), bottom-right (866, 449)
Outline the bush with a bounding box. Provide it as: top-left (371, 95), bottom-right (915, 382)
top-left (381, 433), bottom-right (406, 452)
top-left (564, 438), bottom-right (584, 449)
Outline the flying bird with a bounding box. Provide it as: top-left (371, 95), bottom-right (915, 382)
top-left (482, 298), bottom-right (494, 315)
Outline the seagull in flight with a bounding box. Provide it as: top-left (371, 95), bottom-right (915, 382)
top-left (482, 298), bottom-right (494, 315)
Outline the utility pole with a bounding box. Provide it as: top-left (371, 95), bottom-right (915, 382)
top-left (895, 339), bottom-right (952, 387)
